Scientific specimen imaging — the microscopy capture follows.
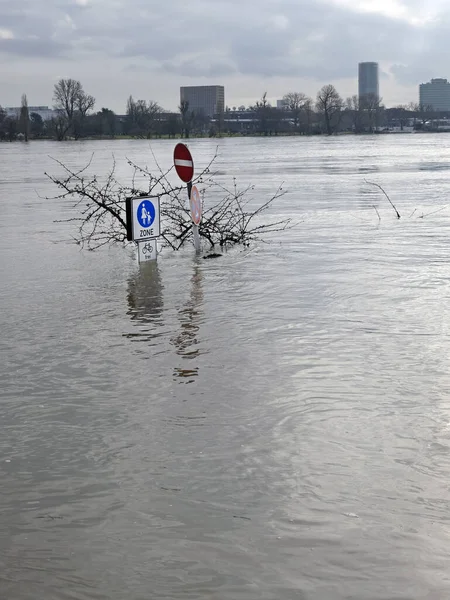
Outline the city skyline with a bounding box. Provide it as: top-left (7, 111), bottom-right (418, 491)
top-left (4, 71), bottom-right (449, 117)
top-left (0, 0), bottom-right (448, 112)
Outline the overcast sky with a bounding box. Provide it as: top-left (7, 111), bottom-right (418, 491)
top-left (0, 0), bottom-right (448, 112)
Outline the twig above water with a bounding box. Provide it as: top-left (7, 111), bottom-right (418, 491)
top-left (419, 205), bottom-right (449, 218)
top-left (365, 180), bottom-right (401, 219)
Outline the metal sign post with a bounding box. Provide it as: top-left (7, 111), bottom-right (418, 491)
top-left (189, 184), bottom-right (202, 252)
top-left (173, 143), bottom-right (200, 253)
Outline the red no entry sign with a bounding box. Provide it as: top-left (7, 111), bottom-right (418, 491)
top-left (173, 143), bottom-right (194, 183)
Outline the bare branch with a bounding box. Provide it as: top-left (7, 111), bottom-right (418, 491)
top-left (46, 151), bottom-right (292, 251)
top-left (373, 205), bottom-right (381, 222)
top-left (365, 180), bottom-right (401, 219)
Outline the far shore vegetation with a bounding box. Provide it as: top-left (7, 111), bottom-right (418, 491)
top-left (2, 79), bottom-right (450, 143)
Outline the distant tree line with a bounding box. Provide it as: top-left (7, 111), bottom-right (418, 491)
top-left (0, 79), bottom-right (447, 142)
top-left (243, 88), bottom-right (441, 136)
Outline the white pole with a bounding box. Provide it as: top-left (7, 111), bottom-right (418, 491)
top-left (192, 224), bottom-right (201, 252)
top-left (187, 181), bottom-right (201, 253)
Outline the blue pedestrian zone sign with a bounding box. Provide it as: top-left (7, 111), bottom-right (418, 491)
top-left (127, 196), bottom-right (160, 241)
top-left (137, 200), bottom-right (155, 229)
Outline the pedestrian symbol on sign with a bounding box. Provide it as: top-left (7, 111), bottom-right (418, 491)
top-left (137, 200), bottom-right (156, 228)
top-left (126, 196), bottom-right (160, 242)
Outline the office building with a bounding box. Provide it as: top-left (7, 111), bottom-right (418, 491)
top-left (358, 62), bottom-right (379, 101)
top-left (179, 86), bottom-right (225, 118)
top-left (419, 78), bottom-right (450, 111)
top-left (4, 105), bottom-right (56, 121)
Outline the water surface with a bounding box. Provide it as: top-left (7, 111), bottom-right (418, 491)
top-left (2, 135), bottom-right (450, 599)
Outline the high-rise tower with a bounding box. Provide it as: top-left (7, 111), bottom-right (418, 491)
top-left (358, 62), bottom-right (379, 101)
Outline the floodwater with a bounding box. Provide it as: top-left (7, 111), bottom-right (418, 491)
top-left (2, 135), bottom-right (450, 600)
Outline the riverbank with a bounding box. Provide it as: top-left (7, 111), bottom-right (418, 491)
top-left (0, 130), bottom-right (438, 143)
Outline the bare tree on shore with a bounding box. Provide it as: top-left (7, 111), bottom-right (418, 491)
top-left (345, 95), bottom-right (364, 133)
top-left (282, 92), bottom-right (312, 132)
top-left (73, 90), bottom-right (95, 139)
top-left (126, 96), bottom-right (163, 138)
top-left (19, 94), bottom-right (30, 141)
top-left (52, 79), bottom-right (95, 140)
top-left (316, 84), bottom-right (343, 135)
top-left (360, 93), bottom-right (383, 132)
top-left (179, 100), bottom-right (194, 138)
top-left (254, 92), bottom-right (272, 135)
top-left (411, 102), bottom-right (435, 127)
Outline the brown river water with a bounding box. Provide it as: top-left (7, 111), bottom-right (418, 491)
top-left (2, 135), bottom-right (450, 599)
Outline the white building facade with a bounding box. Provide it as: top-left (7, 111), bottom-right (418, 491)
top-left (179, 86), bottom-right (225, 118)
top-left (4, 106), bottom-right (56, 121)
top-left (419, 79), bottom-right (450, 111)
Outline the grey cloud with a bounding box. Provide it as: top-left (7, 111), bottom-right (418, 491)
top-left (112, 0), bottom-right (420, 84)
top-left (390, 64), bottom-right (434, 86)
top-left (392, 12), bottom-right (450, 82)
top-left (0, 0), bottom-right (449, 94)
top-left (120, 39), bottom-right (192, 62)
top-left (161, 58), bottom-right (236, 78)
top-left (228, 1), bottom-right (417, 80)
top-left (0, 0), bottom-right (79, 58)
top-left (0, 37), bottom-right (69, 58)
